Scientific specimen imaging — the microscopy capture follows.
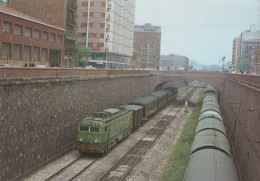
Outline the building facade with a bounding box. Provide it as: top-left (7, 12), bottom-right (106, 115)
top-left (77, 0), bottom-right (135, 69)
top-left (8, 0), bottom-right (77, 67)
top-left (251, 46), bottom-right (260, 74)
top-left (160, 54), bottom-right (189, 71)
top-left (232, 25), bottom-right (260, 72)
top-left (133, 23), bottom-right (161, 70)
top-left (0, 5), bottom-right (65, 67)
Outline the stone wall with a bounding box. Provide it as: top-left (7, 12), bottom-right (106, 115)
top-left (220, 76), bottom-right (260, 181)
top-left (0, 74), bottom-right (151, 180)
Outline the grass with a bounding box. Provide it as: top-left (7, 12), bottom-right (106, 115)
top-left (160, 89), bottom-right (204, 181)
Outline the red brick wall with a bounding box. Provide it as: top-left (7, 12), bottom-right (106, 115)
top-left (0, 12), bottom-right (65, 67)
top-left (8, 0), bottom-right (67, 29)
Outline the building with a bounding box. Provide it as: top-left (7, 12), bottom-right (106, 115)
top-left (133, 23), bottom-right (161, 70)
top-left (77, 0), bottom-right (135, 69)
top-left (160, 54), bottom-right (189, 71)
top-left (251, 46), bottom-right (260, 74)
top-left (232, 37), bottom-right (241, 71)
top-left (232, 25), bottom-right (260, 72)
top-left (0, 5), bottom-right (65, 67)
top-left (7, 0), bottom-right (77, 67)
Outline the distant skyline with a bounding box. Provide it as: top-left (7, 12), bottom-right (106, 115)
top-left (135, 0), bottom-right (259, 65)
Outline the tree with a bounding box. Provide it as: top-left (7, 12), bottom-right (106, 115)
top-left (238, 59), bottom-right (248, 72)
top-left (75, 46), bottom-right (92, 61)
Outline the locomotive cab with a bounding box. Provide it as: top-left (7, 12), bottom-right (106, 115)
top-left (76, 118), bottom-right (109, 154)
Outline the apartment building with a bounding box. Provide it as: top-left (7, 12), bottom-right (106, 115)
top-left (77, 0), bottom-right (135, 69)
top-left (232, 25), bottom-right (260, 71)
top-left (133, 23), bottom-right (161, 70)
top-left (0, 5), bottom-right (65, 67)
top-left (8, 0), bottom-right (77, 67)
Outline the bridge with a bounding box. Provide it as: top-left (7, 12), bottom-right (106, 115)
top-left (0, 68), bottom-right (259, 181)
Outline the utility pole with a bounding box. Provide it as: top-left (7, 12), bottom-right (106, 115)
top-left (85, 0), bottom-right (91, 48)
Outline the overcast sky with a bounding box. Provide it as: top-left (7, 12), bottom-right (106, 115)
top-left (135, 0), bottom-right (259, 65)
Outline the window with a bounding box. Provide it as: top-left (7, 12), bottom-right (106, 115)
top-left (34, 29), bottom-right (40, 39)
top-left (3, 21), bottom-right (12, 33)
top-left (50, 33), bottom-right (55, 42)
top-left (24, 46), bottom-right (31, 60)
top-left (80, 125), bottom-right (89, 132)
top-left (57, 35), bottom-right (62, 43)
top-left (1, 42), bottom-right (11, 58)
top-left (25, 27), bottom-right (32, 37)
top-left (33, 47), bottom-right (39, 60)
top-left (14, 24), bottom-right (22, 35)
top-left (13, 44), bottom-right (21, 59)
top-left (42, 31), bottom-right (48, 40)
top-left (41, 48), bottom-right (47, 61)
top-left (90, 126), bottom-right (100, 133)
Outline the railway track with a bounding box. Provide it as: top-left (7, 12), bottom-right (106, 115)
top-left (45, 156), bottom-right (98, 181)
top-left (98, 84), bottom-right (198, 181)
top-left (25, 81), bottom-right (201, 181)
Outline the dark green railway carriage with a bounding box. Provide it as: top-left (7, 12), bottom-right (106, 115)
top-left (76, 108), bottom-right (133, 154)
top-left (124, 105), bottom-right (144, 130)
top-left (164, 87), bottom-right (178, 101)
top-left (150, 90), bottom-right (168, 110)
top-left (128, 95), bottom-right (158, 118)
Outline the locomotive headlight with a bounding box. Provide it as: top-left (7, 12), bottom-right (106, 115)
top-left (79, 138), bottom-right (83, 141)
top-left (94, 139), bottom-right (99, 143)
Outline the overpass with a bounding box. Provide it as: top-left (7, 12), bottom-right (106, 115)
top-left (0, 68), bottom-right (259, 181)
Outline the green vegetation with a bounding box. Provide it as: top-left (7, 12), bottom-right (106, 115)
top-left (161, 90), bottom-right (204, 181)
top-left (238, 59), bottom-right (248, 72)
top-left (75, 46), bottom-right (92, 61)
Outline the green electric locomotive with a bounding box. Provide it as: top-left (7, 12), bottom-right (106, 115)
top-left (76, 107), bottom-right (133, 154)
top-left (76, 87), bottom-right (178, 155)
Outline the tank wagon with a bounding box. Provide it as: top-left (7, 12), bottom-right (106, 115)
top-left (183, 85), bottom-right (239, 181)
top-left (76, 87), bottom-right (178, 154)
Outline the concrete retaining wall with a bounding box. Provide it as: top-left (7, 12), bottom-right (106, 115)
top-left (220, 77), bottom-right (260, 181)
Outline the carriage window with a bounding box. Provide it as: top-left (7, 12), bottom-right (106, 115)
top-left (90, 126), bottom-right (100, 133)
top-left (80, 125), bottom-right (89, 132)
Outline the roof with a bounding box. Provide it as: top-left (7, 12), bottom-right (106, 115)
top-left (128, 95), bottom-right (157, 106)
top-left (150, 90), bottom-right (168, 98)
top-left (125, 105), bottom-right (143, 111)
top-left (196, 118), bottom-right (227, 135)
top-left (0, 5), bottom-right (65, 31)
top-left (184, 149), bottom-right (238, 181)
top-left (191, 130), bottom-right (230, 156)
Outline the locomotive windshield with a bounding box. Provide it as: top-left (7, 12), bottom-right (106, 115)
top-left (80, 125), bottom-right (89, 132)
top-left (90, 126), bottom-right (100, 133)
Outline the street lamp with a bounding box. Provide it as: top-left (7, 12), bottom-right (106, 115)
top-left (222, 56), bottom-right (225, 72)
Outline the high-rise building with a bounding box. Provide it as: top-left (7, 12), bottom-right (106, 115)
top-left (133, 23), bottom-right (161, 70)
top-left (77, 0), bottom-right (135, 69)
top-left (232, 25), bottom-right (260, 72)
top-left (8, 0), bottom-right (77, 67)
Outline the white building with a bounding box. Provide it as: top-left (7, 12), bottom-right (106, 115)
top-left (77, 0), bottom-right (135, 69)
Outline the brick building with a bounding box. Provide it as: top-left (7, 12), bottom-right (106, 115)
top-left (0, 5), bottom-right (65, 67)
top-left (8, 0), bottom-right (77, 67)
top-left (77, 0), bottom-right (135, 69)
top-left (133, 23), bottom-right (161, 70)
top-left (160, 53), bottom-right (189, 70)
top-left (251, 46), bottom-right (260, 74)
